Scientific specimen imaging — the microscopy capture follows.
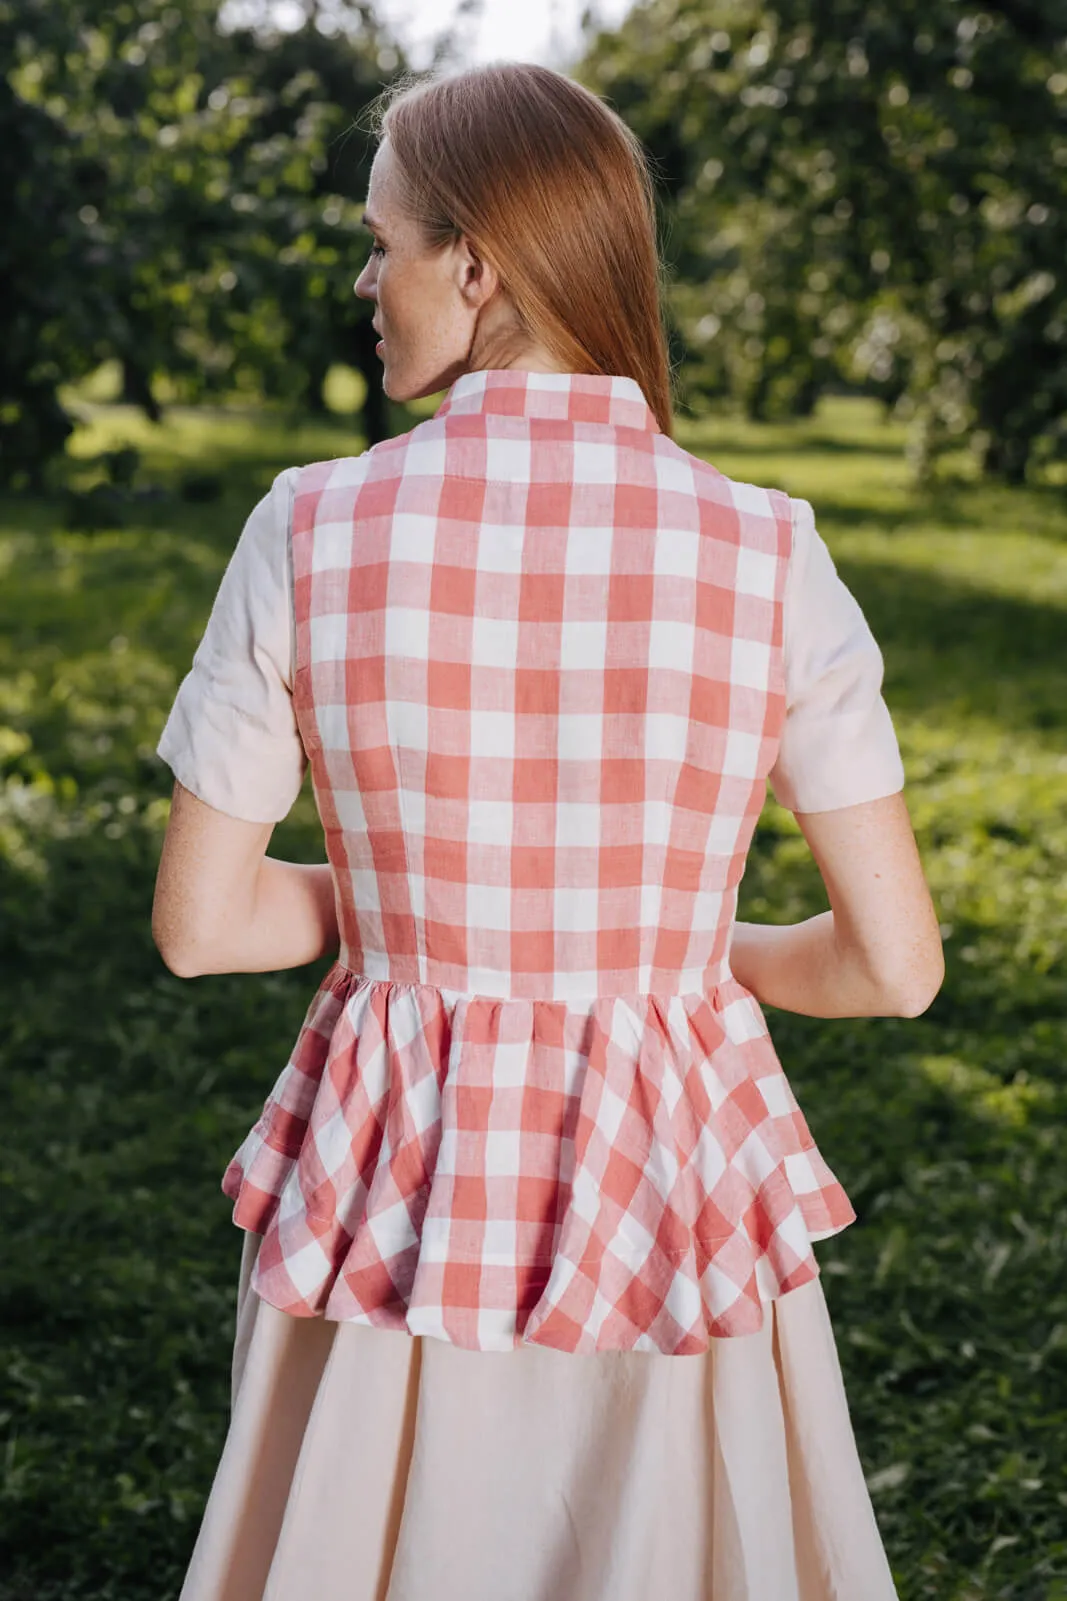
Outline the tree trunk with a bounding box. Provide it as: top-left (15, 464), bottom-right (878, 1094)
top-left (984, 432), bottom-right (1030, 485)
top-left (791, 373), bottom-right (821, 419)
top-left (745, 368), bottom-right (771, 424)
top-left (121, 356), bottom-right (163, 424)
top-left (305, 358), bottom-right (330, 416)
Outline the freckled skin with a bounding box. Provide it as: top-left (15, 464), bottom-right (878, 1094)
top-left (353, 138), bottom-right (561, 403)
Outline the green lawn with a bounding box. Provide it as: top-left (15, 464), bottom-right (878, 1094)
top-left (2, 393), bottom-right (1066, 1600)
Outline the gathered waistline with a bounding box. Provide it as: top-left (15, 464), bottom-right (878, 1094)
top-left (326, 954), bottom-right (736, 1006)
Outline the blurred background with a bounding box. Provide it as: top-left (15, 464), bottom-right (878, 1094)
top-left (1, 3), bottom-right (1065, 1598)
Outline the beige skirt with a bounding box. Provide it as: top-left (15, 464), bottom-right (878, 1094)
top-left (179, 1233), bottom-right (899, 1601)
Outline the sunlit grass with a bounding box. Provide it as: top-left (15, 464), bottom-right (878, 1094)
top-left (2, 395), bottom-right (1066, 1600)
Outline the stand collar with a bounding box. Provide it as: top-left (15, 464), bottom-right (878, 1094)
top-left (434, 368), bottom-right (660, 433)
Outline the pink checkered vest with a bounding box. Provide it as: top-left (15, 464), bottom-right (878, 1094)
top-left (224, 370), bottom-right (855, 1354)
top-left (290, 370), bottom-right (791, 1003)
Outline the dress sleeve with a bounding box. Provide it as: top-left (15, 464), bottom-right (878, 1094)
top-left (767, 496), bottom-right (905, 814)
top-left (155, 467), bottom-right (306, 823)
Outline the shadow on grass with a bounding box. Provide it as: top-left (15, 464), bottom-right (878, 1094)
top-left (812, 478), bottom-right (1067, 539)
top-left (1, 808), bottom-right (1066, 1600)
top-left (0, 814), bottom-right (332, 1601)
top-left (811, 493), bottom-right (976, 532)
top-left (3, 405), bottom-right (1067, 1598)
top-left (834, 556), bottom-right (1067, 736)
top-left (684, 427), bottom-right (907, 460)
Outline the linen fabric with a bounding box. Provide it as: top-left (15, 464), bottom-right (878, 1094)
top-left (158, 369), bottom-right (901, 1357)
top-left (158, 427), bottom-right (904, 828)
top-left (177, 1231), bottom-right (899, 1601)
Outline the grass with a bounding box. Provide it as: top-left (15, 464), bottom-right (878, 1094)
top-left (2, 389), bottom-right (1066, 1599)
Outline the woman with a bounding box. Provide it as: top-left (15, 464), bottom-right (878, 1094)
top-left (153, 62), bottom-right (943, 1601)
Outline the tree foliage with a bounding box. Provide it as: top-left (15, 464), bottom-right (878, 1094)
top-left (0, 0), bottom-right (399, 486)
top-left (582, 0), bottom-right (1067, 480)
top-left (6, 0), bottom-right (1066, 485)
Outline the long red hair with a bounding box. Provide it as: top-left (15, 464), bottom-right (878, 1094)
top-left (377, 64), bottom-right (673, 436)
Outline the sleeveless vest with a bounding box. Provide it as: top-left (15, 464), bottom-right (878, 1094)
top-left (222, 370), bottom-right (854, 1354)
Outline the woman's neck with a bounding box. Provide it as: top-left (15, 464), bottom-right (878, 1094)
top-left (467, 300), bottom-right (568, 377)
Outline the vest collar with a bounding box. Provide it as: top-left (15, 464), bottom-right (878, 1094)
top-left (434, 368), bottom-right (660, 433)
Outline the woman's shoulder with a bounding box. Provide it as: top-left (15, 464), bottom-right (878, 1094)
top-left (655, 433), bottom-right (806, 551)
top-left (288, 424), bottom-right (435, 501)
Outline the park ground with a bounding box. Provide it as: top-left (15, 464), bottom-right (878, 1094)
top-left (1, 386), bottom-right (1066, 1599)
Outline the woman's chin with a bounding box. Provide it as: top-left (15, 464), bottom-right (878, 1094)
top-left (383, 367), bottom-right (458, 405)
top-left (381, 366), bottom-right (417, 402)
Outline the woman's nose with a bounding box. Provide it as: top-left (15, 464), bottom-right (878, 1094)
top-left (354, 260), bottom-right (376, 301)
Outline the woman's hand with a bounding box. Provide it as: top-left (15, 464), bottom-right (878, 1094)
top-left (151, 780), bottom-right (339, 977)
top-left (729, 791), bottom-right (944, 1019)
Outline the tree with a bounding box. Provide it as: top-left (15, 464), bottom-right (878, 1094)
top-left (0, 0), bottom-right (401, 487)
top-left (0, 0), bottom-right (104, 484)
top-left (582, 0), bottom-right (1067, 480)
top-left (210, 6), bottom-right (399, 434)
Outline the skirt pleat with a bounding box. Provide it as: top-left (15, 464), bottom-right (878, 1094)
top-left (179, 1234), bottom-right (898, 1601)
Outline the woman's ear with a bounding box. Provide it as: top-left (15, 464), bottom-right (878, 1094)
top-left (454, 236), bottom-right (500, 310)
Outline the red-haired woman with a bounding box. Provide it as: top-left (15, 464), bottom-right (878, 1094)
top-left (154, 62), bottom-right (942, 1601)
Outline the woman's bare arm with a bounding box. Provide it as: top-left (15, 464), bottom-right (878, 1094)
top-left (151, 781), bottom-right (339, 977)
top-left (729, 792), bottom-right (944, 1018)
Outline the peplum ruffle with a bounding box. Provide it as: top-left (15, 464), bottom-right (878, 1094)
top-left (223, 962), bottom-right (855, 1355)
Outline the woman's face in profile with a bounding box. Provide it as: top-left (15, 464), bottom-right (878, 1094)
top-left (355, 139), bottom-right (482, 403)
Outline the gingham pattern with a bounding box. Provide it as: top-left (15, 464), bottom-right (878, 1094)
top-left (223, 370), bottom-right (855, 1354)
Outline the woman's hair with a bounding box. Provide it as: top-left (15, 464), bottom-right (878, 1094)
top-left (376, 63), bottom-right (673, 436)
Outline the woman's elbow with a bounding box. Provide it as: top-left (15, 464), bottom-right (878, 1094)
top-left (151, 906), bottom-right (213, 979)
top-left (881, 943), bottom-right (946, 1018)
top-left (153, 929), bottom-right (204, 979)
top-left (156, 944), bottom-right (207, 980)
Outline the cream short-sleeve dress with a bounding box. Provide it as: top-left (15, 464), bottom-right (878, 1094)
top-left (158, 468), bottom-right (905, 1601)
